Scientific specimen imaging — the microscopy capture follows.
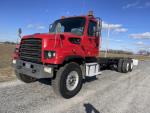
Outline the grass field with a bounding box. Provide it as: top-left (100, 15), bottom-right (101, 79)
top-left (0, 44), bottom-right (16, 82)
top-left (0, 44), bottom-right (149, 82)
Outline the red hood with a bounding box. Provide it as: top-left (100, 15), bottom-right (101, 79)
top-left (22, 32), bottom-right (81, 39)
top-left (22, 33), bottom-right (56, 39)
top-left (21, 33), bottom-right (81, 49)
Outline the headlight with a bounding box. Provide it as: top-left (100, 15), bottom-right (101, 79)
top-left (44, 51), bottom-right (56, 59)
top-left (12, 59), bottom-right (16, 64)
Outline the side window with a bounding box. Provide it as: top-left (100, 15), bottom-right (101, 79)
top-left (61, 26), bottom-right (65, 32)
top-left (88, 21), bottom-right (97, 37)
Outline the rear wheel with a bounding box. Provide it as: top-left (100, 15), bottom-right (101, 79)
top-left (122, 60), bottom-right (130, 73)
top-left (118, 59), bottom-right (123, 72)
top-left (129, 60), bottom-right (133, 72)
top-left (15, 71), bottom-right (36, 83)
top-left (52, 62), bottom-right (83, 99)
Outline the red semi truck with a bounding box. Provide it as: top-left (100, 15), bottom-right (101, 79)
top-left (13, 11), bottom-right (135, 98)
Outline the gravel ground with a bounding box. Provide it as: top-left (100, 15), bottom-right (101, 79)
top-left (0, 61), bottom-right (150, 113)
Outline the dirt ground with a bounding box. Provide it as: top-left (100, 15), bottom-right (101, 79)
top-left (0, 61), bottom-right (150, 113)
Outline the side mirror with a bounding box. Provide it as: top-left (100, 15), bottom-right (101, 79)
top-left (93, 25), bottom-right (99, 37)
top-left (95, 18), bottom-right (102, 37)
top-left (49, 24), bottom-right (53, 33)
top-left (18, 28), bottom-right (22, 38)
top-left (93, 26), bottom-right (97, 36)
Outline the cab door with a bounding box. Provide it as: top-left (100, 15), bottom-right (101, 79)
top-left (86, 20), bottom-right (99, 56)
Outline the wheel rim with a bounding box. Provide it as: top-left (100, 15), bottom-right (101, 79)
top-left (66, 71), bottom-right (79, 91)
top-left (126, 63), bottom-right (129, 71)
top-left (131, 62), bottom-right (133, 70)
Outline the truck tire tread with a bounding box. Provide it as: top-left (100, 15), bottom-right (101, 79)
top-left (15, 71), bottom-right (36, 83)
top-left (122, 60), bottom-right (129, 73)
top-left (118, 59), bottom-right (123, 72)
top-left (51, 62), bottom-right (82, 99)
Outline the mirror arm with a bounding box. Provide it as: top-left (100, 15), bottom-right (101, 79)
top-left (18, 28), bottom-right (22, 39)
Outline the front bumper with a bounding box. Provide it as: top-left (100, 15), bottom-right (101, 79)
top-left (13, 59), bottom-right (54, 79)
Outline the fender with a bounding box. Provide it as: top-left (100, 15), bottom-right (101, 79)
top-left (64, 55), bottom-right (85, 64)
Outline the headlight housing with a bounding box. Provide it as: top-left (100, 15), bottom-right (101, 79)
top-left (44, 51), bottom-right (56, 59)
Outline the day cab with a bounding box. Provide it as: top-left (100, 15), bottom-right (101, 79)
top-left (13, 11), bottom-right (135, 99)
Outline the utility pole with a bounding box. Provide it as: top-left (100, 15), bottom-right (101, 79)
top-left (105, 24), bottom-right (110, 58)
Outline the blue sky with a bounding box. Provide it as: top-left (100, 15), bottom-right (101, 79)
top-left (0, 0), bottom-right (150, 52)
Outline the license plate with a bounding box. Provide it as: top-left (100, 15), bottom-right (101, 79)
top-left (25, 63), bottom-right (31, 69)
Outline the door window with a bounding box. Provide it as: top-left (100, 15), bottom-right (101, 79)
top-left (88, 21), bottom-right (97, 37)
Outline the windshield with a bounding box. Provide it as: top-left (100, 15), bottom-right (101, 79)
top-left (49, 17), bottom-right (86, 36)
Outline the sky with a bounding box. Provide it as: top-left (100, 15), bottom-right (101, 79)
top-left (0, 0), bottom-right (150, 53)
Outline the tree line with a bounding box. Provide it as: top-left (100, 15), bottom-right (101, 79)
top-left (0, 41), bottom-right (17, 45)
top-left (101, 49), bottom-right (133, 55)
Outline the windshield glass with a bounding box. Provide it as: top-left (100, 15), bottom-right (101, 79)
top-left (49, 17), bottom-right (86, 36)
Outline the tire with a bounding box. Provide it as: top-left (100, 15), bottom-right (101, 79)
top-left (118, 59), bottom-right (123, 72)
top-left (122, 60), bottom-right (130, 73)
top-left (52, 62), bottom-right (83, 99)
top-left (15, 71), bottom-right (36, 83)
top-left (129, 59), bottom-right (133, 72)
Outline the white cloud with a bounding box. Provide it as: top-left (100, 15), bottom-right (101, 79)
top-left (145, 2), bottom-right (150, 7)
top-left (109, 38), bottom-right (122, 42)
top-left (136, 41), bottom-right (144, 45)
top-left (115, 39), bottom-right (122, 42)
top-left (36, 25), bottom-right (46, 30)
top-left (102, 22), bottom-right (121, 29)
top-left (27, 24), bottom-right (34, 28)
top-left (123, 1), bottom-right (150, 9)
top-left (114, 28), bottom-right (128, 33)
top-left (137, 45), bottom-right (150, 52)
top-left (27, 24), bottom-right (46, 30)
top-left (129, 32), bottom-right (150, 39)
top-left (123, 1), bottom-right (139, 9)
top-left (102, 21), bottom-right (128, 33)
top-left (135, 41), bottom-right (150, 52)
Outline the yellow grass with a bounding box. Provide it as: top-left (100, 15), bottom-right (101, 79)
top-left (0, 44), bottom-right (16, 82)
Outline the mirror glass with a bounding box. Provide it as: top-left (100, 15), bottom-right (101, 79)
top-left (18, 28), bottom-right (22, 35)
top-left (49, 24), bottom-right (52, 32)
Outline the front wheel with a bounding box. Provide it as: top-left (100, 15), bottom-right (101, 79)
top-left (52, 62), bottom-right (83, 99)
top-left (15, 71), bottom-right (36, 83)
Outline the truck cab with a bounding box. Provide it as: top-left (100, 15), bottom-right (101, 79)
top-left (13, 12), bottom-right (101, 98)
top-left (13, 12), bottom-right (134, 99)
top-left (13, 12), bottom-right (102, 98)
top-left (18, 14), bottom-right (101, 65)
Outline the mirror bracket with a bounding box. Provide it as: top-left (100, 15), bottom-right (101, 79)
top-left (18, 28), bottom-right (22, 38)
